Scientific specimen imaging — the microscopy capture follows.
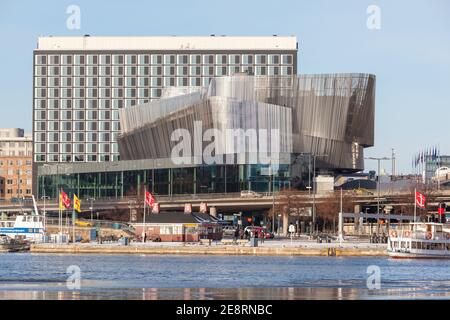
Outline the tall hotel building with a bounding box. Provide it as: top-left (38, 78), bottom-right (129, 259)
top-left (32, 35), bottom-right (297, 167)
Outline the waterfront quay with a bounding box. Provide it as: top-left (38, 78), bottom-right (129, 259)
top-left (31, 240), bottom-right (387, 256)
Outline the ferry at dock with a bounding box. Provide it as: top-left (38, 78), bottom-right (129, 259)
top-left (0, 195), bottom-right (45, 242)
top-left (0, 215), bottom-right (45, 241)
top-left (387, 222), bottom-right (450, 259)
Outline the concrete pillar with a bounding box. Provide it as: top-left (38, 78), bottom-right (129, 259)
top-left (354, 205), bottom-right (361, 235)
top-left (283, 211), bottom-right (289, 236)
top-left (338, 211), bottom-right (344, 241)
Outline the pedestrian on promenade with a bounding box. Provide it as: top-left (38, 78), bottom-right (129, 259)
top-left (234, 227), bottom-right (239, 241)
top-left (260, 230), bottom-right (265, 243)
top-left (244, 229), bottom-right (249, 239)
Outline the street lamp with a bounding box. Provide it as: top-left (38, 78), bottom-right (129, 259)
top-left (365, 157), bottom-right (390, 216)
top-left (87, 198), bottom-right (95, 224)
top-left (41, 193), bottom-right (50, 231)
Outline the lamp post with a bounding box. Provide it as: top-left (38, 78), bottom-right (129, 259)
top-left (87, 198), bottom-right (95, 224)
top-left (41, 193), bottom-right (50, 231)
top-left (365, 157), bottom-right (390, 216)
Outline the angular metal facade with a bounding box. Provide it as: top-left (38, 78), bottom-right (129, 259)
top-left (118, 74), bottom-right (375, 172)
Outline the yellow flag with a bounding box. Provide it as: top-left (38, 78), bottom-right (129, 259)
top-left (73, 194), bottom-right (81, 213)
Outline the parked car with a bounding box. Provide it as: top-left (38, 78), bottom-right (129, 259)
top-left (75, 219), bottom-right (93, 227)
top-left (244, 226), bottom-right (274, 239)
top-left (222, 226), bottom-right (237, 236)
top-left (240, 190), bottom-right (263, 198)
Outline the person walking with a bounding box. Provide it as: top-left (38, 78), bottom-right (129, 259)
top-left (234, 227), bottom-right (239, 242)
top-left (260, 229), bottom-right (265, 244)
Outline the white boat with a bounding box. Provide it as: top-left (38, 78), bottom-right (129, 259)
top-left (0, 195), bottom-right (45, 242)
top-left (0, 215), bottom-right (45, 241)
top-left (387, 222), bottom-right (450, 259)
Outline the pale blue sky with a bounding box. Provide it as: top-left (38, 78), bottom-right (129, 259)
top-left (0, 0), bottom-right (449, 174)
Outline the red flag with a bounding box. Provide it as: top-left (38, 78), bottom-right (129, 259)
top-left (59, 190), bottom-right (71, 209)
top-left (145, 191), bottom-right (155, 207)
top-left (415, 191), bottom-right (426, 208)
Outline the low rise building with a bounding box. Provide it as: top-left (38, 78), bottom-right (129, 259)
top-left (0, 129), bottom-right (33, 200)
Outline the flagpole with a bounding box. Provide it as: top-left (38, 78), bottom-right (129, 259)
top-left (72, 206), bottom-right (75, 243)
top-left (142, 186), bottom-right (146, 243)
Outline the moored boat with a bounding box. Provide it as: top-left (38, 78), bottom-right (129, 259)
top-left (387, 222), bottom-right (450, 259)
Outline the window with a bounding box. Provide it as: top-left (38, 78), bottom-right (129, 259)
top-left (242, 54), bottom-right (253, 64)
top-left (203, 55), bottom-right (214, 64)
top-left (177, 66), bottom-right (188, 76)
top-left (255, 66), bottom-right (267, 75)
top-left (215, 54), bottom-right (227, 64)
top-left (61, 55), bottom-right (73, 65)
top-left (228, 54), bottom-right (240, 64)
top-left (86, 55), bottom-right (98, 65)
top-left (35, 55), bottom-right (47, 65)
top-left (125, 55), bottom-right (137, 65)
top-left (176, 77), bottom-right (188, 86)
top-left (163, 77), bottom-right (175, 87)
top-left (74, 55), bottom-right (85, 65)
top-left (177, 55), bottom-right (188, 65)
top-left (255, 54), bottom-right (267, 64)
top-left (190, 55), bottom-right (201, 64)
top-left (281, 66), bottom-right (292, 75)
top-left (164, 55), bottom-right (175, 64)
top-left (139, 77), bottom-right (150, 87)
top-left (268, 54), bottom-right (280, 64)
top-left (99, 54), bottom-right (111, 65)
top-left (164, 66), bottom-right (175, 76)
top-left (151, 55), bottom-right (162, 65)
top-left (202, 66), bottom-right (213, 76)
top-left (215, 66), bottom-right (227, 76)
top-left (281, 54), bottom-right (293, 65)
top-left (112, 55), bottom-right (124, 65)
top-left (152, 66), bottom-right (162, 76)
top-left (139, 54), bottom-right (150, 65)
top-left (189, 66), bottom-right (200, 76)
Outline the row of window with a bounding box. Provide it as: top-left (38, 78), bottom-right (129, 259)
top-left (34, 99), bottom-right (143, 109)
top-left (0, 151), bottom-right (32, 157)
top-left (35, 132), bottom-right (119, 143)
top-left (36, 54), bottom-right (294, 66)
top-left (0, 142), bottom-right (31, 148)
top-left (35, 65), bottom-right (292, 77)
top-left (0, 178), bottom-right (32, 185)
top-left (35, 121), bottom-right (120, 132)
top-left (35, 154), bottom-right (119, 162)
top-left (34, 110), bottom-right (120, 121)
top-left (35, 87), bottom-right (172, 99)
top-left (0, 160), bottom-right (32, 166)
top-left (34, 143), bottom-right (117, 153)
top-left (0, 189), bottom-right (32, 195)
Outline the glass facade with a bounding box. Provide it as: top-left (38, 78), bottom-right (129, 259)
top-left (38, 164), bottom-right (291, 200)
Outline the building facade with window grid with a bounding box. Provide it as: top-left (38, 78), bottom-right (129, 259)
top-left (33, 35), bottom-right (297, 170)
top-left (0, 129), bottom-right (33, 200)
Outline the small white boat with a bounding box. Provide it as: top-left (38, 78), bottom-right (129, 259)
top-left (387, 222), bottom-right (450, 259)
top-left (0, 215), bottom-right (45, 242)
top-left (0, 195), bottom-right (45, 242)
